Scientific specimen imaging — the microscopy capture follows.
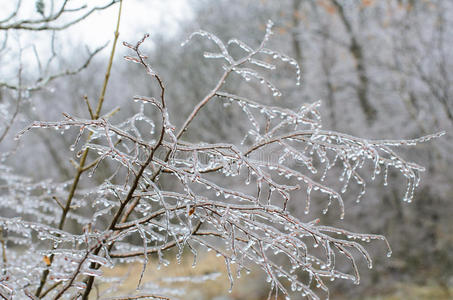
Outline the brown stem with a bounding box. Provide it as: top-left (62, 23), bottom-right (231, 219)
top-left (35, 149), bottom-right (89, 297)
top-left (82, 28), bottom-right (166, 300)
top-left (53, 251), bottom-right (90, 300)
top-left (39, 282), bottom-right (62, 299)
top-left (118, 26), bottom-right (271, 225)
top-left (176, 69), bottom-right (231, 139)
top-left (34, 1), bottom-right (123, 297)
top-left (83, 21), bottom-right (273, 298)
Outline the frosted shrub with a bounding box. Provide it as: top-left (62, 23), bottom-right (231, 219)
top-left (1, 19), bottom-right (443, 300)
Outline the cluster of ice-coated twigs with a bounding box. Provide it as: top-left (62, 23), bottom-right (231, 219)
top-left (1, 21), bottom-right (444, 299)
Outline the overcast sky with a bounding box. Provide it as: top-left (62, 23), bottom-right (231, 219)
top-left (68, 0), bottom-right (192, 50)
top-left (0, 1), bottom-right (193, 80)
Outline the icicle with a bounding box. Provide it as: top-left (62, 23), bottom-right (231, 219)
top-left (225, 257), bottom-right (234, 293)
top-left (305, 185), bottom-right (312, 215)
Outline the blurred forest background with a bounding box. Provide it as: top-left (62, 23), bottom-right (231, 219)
top-left (1, 0), bottom-right (452, 299)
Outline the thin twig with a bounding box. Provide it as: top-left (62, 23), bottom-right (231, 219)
top-left (83, 95), bottom-right (94, 119)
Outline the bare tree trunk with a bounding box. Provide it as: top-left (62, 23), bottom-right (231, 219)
top-left (291, 0), bottom-right (303, 67)
top-left (332, 0), bottom-right (377, 123)
top-left (320, 25), bottom-right (337, 128)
